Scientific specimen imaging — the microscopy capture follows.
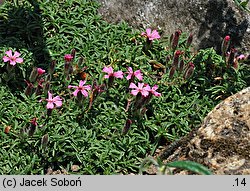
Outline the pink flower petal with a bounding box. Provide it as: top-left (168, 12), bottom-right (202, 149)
top-left (113, 71), bottom-right (123, 78)
top-left (9, 60), bottom-right (16, 66)
top-left (3, 56), bottom-right (10, 62)
top-left (68, 85), bottom-right (78, 89)
top-left (79, 80), bottom-right (86, 87)
top-left (153, 92), bottom-right (161, 97)
top-left (5, 50), bottom-right (12, 57)
top-left (46, 102), bottom-right (54, 109)
top-left (53, 96), bottom-right (62, 101)
top-left (47, 91), bottom-right (52, 100)
top-left (151, 30), bottom-right (160, 39)
top-left (81, 89), bottom-right (89, 97)
top-left (129, 82), bottom-right (137, 89)
top-left (127, 67), bottom-right (133, 73)
top-left (126, 67), bottom-right (134, 80)
top-left (103, 66), bottom-right (113, 74)
top-left (144, 84), bottom-right (151, 91)
top-left (104, 74), bottom-right (110, 79)
top-left (152, 85), bottom-right (158, 91)
top-left (146, 28), bottom-right (152, 36)
top-left (15, 58), bottom-right (23, 63)
top-left (84, 85), bottom-right (91, 90)
top-left (131, 90), bottom-right (139, 96)
top-left (137, 82), bottom-right (144, 90)
top-left (134, 70), bottom-right (143, 80)
top-left (150, 85), bottom-right (161, 96)
top-left (126, 73), bottom-right (132, 80)
top-left (237, 54), bottom-right (245, 60)
top-left (141, 90), bottom-right (149, 97)
top-left (54, 100), bottom-right (62, 107)
top-left (72, 89), bottom-right (79, 97)
top-left (13, 51), bottom-right (21, 58)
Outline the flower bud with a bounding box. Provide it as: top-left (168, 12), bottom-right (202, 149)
top-left (172, 50), bottom-right (182, 67)
top-left (29, 67), bottom-right (38, 83)
top-left (37, 68), bottom-right (45, 75)
top-left (49, 60), bottom-right (56, 75)
top-left (4, 126), bottom-right (11, 134)
top-left (186, 33), bottom-right (193, 48)
top-left (70, 48), bottom-right (76, 60)
top-left (43, 81), bottom-right (50, 95)
top-left (221, 35), bottom-right (230, 57)
top-left (64, 54), bottom-right (73, 63)
top-left (125, 99), bottom-right (132, 112)
top-left (166, 55), bottom-right (171, 64)
top-left (227, 48), bottom-right (236, 67)
top-left (76, 91), bottom-right (84, 106)
top-left (64, 62), bottom-right (70, 74)
top-left (171, 30), bottom-right (181, 51)
top-left (41, 134), bottom-right (49, 148)
top-left (77, 56), bottom-right (84, 66)
top-left (28, 118), bottom-right (37, 136)
top-left (178, 60), bottom-right (185, 72)
top-left (169, 66), bottom-right (176, 79)
top-left (140, 107), bottom-right (148, 116)
top-left (122, 119), bottom-right (132, 135)
top-left (183, 62), bottom-right (195, 80)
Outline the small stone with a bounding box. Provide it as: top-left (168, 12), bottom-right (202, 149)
top-left (71, 165), bottom-right (80, 172)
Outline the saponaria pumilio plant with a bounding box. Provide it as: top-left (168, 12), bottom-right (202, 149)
top-left (4, 28), bottom-right (248, 136)
top-left (0, 28), bottom-right (209, 138)
top-left (140, 29), bottom-right (196, 88)
top-left (191, 35), bottom-right (248, 100)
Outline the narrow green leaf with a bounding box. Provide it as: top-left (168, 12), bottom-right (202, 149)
top-left (166, 160), bottom-right (213, 175)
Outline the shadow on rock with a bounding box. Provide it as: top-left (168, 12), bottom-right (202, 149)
top-left (198, 0), bottom-right (248, 53)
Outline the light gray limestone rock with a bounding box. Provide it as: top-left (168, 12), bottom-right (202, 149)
top-left (96, 0), bottom-right (250, 53)
top-left (158, 87), bottom-right (250, 174)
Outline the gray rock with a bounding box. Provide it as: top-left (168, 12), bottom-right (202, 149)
top-left (96, 0), bottom-right (250, 53)
top-left (158, 87), bottom-right (250, 175)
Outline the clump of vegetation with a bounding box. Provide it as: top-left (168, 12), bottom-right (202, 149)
top-left (0, 0), bottom-right (249, 174)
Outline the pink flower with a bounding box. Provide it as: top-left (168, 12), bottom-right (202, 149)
top-left (148, 84), bottom-right (161, 97)
top-left (126, 67), bottom-right (143, 81)
top-left (46, 91), bottom-right (62, 109)
top-left (225, 35), bottom-right (230, 42)
top-left (64, 54), bottom-right (73, 62)
top-left (141, 28), bottom-right (160, 41)
top-left (129, 82), bottom-right (151, 97)
top-left (37, 68), bottom-right (46, 75)
top-left (237, 54), bottom-right (245, 60)
top-left (102, 66), bottom-right (123, 79)
top-left (3, 50), bottom-right (23, 66)
top-left (68, 80), bottom-right (91, 97)
top-left (221, 36), bottom-right (231, 57)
